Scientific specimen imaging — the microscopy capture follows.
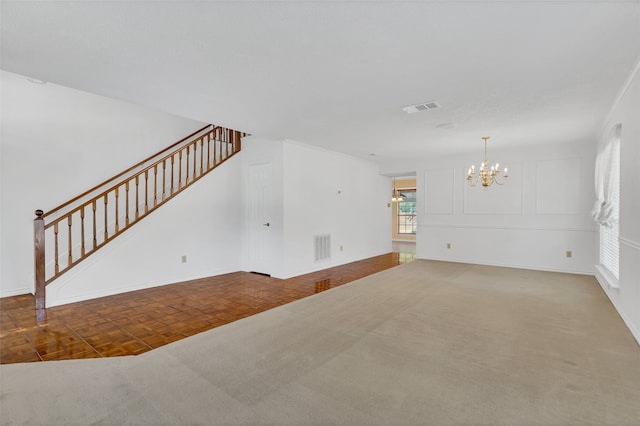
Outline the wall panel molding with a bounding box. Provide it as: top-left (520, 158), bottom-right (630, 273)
top-left (417, 223), bottom-right (596, 232)
top-left (424, 168), bottom-right (454, 215)
top-left (535, 157), bottom-right (582, 215)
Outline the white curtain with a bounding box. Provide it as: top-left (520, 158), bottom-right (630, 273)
top-left (591, 124), bottom-right (621, 227)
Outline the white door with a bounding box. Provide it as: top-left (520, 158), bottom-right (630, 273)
top-left (248, 163), bottom-right (272, 275)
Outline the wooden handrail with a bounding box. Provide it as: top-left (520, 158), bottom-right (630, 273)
top-left (34, 125), bottom-right (245, 310)
top-left (42, 124), bottom-right (213, 219)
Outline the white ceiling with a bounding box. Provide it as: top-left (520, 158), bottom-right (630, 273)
top-left (2, 1), bottom-right (639, 163)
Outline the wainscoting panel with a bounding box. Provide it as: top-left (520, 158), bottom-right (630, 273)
top-left (416, 223), bottom-right (596, 274)
top-left (424, 168), bottom-right (454, 215)
top-left (536, 158), bottom-right (581, 215)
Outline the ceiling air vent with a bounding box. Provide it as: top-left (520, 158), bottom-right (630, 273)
top-left (401, 101), bottom-right (441, 114)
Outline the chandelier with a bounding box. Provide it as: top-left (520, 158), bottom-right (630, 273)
top-left (391, 177), bottom-right (404, 202)
top-left (467, 136), bottom-right (508, 188)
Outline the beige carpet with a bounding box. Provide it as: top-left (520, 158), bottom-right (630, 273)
top-left (1, 260), bottom-right (639, 425)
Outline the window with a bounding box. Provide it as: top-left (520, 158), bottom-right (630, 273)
top-left (599, 144), bottom-right (620, 280)
top-left (593, 124), bottom-right (621, 281)
top-left (397, 190), bottom-right (417, 234)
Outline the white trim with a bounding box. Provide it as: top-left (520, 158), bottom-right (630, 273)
top-left (594, 266), bottom-right (640, 346)
top-left (273, 250), bottom-right (390, 280)
top-left (416, 255), bottom-right (594, 276)
top-left (0, 287), bottom-right (33, 298)
top-left (594, 263), bottom-right (620, 290)
top-left (601, 55), bottom-right (640, 133)
top-left (47, 267), bottom-right (239, 308)
top-left (417, 223), bottom-right (596, 232)
top-left (620, 236), bottom-right (640, 251)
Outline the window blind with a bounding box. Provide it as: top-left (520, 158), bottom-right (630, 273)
top-left (599, 126), bottom-right (621, 280)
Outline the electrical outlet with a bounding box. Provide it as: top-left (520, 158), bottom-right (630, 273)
top-left (566, 250), bottom-right (572, 258)
top-left (340, 245), bottom-right (343, 251)
top-left (181, 255), bottom-right (187, 263)
top-left (447, 243), bottom-right (451, 249)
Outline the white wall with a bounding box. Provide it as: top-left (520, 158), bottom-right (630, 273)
top-left (384, 140), bottom-right (598, 274)
top-left (0, 70), bottom-right (208, 297)
top-left (1, 71), bottom-right (390, 304)
top-left (46, 158), bottom-right (242, 307)
top-left (596, 61), bottom-right (640, 343)
top-left (241, 137), bottom-right (391, 279)
top-left (281, 141), bottom-right (391, 278)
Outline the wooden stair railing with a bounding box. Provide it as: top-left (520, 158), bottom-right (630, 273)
top-left (34, 124), bottom-right (245, 310)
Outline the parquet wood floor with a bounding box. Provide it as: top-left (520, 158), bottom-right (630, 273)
top-left (0, 252), bottom-right (414, 364)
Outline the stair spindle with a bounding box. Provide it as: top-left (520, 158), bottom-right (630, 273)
top-left (214, 131), bottom-right (218, 166)
top-left (104, 194), bottom-right (108, 240)
top-left (125, 181), bottom-right (130, 226)
top-left (115, 187), bottom-right (120, 233)
top-left (185, 146), bottom-right (190, 184)
top-left (170, 155), bottom-right (175, 195)
top-left (207, 132), bottom-right (211, 170)
top-left (92, 200), bottom-right (97, 249)
top-left (68, 215), bottom-right (73, 266)
top-left (193, 141), bottom-right (198, 180)
top-left (178, 150), bottom-right (183, 190)
top-left (153, 164), bottom-right (158, 208)
top-left (220, 127), bottom-right (224, 162)
top-left (162, 159), bottom-right (167, 201)
top-left (54, 222), bottom-right (59, 274)
top-left (80, 207), bottom-right (86, 256)
top-left (135, 176), bottom-right (140, 220)
top-left (144, 170), bottom-right (149, 214)
top-left (200, 137), bottom-right (204, 175)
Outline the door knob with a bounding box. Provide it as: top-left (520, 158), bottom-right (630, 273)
top-left (263, 222), bottom-right (270, 227)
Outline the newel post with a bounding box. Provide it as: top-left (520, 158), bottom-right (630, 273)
top-left (34, 209), bottom-right (46, 310)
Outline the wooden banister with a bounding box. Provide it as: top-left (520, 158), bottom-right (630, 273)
top-left (34, 125), bottom-right (246, 310)
top-left (42, 124), bottom-right (213, 220)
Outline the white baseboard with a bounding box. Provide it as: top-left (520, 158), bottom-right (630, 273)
top-left (0, 287), bottom-right (33, 299)
top-left (416, 255), bottom-right (595, 276)
top-left (46, 268), bottom-right (239, 308)
top-left (274, 250), bottom-right (391, 280)
top-left (594, 266), bottom-right (640, 346)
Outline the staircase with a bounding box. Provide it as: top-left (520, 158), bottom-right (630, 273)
top-left (33, 124), bottom-right (246, 310)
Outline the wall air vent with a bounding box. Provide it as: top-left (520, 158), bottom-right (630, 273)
top-left (401, 101), bottom-right (441, 114)
top-left (314, 234), bottom-right (331, 262)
